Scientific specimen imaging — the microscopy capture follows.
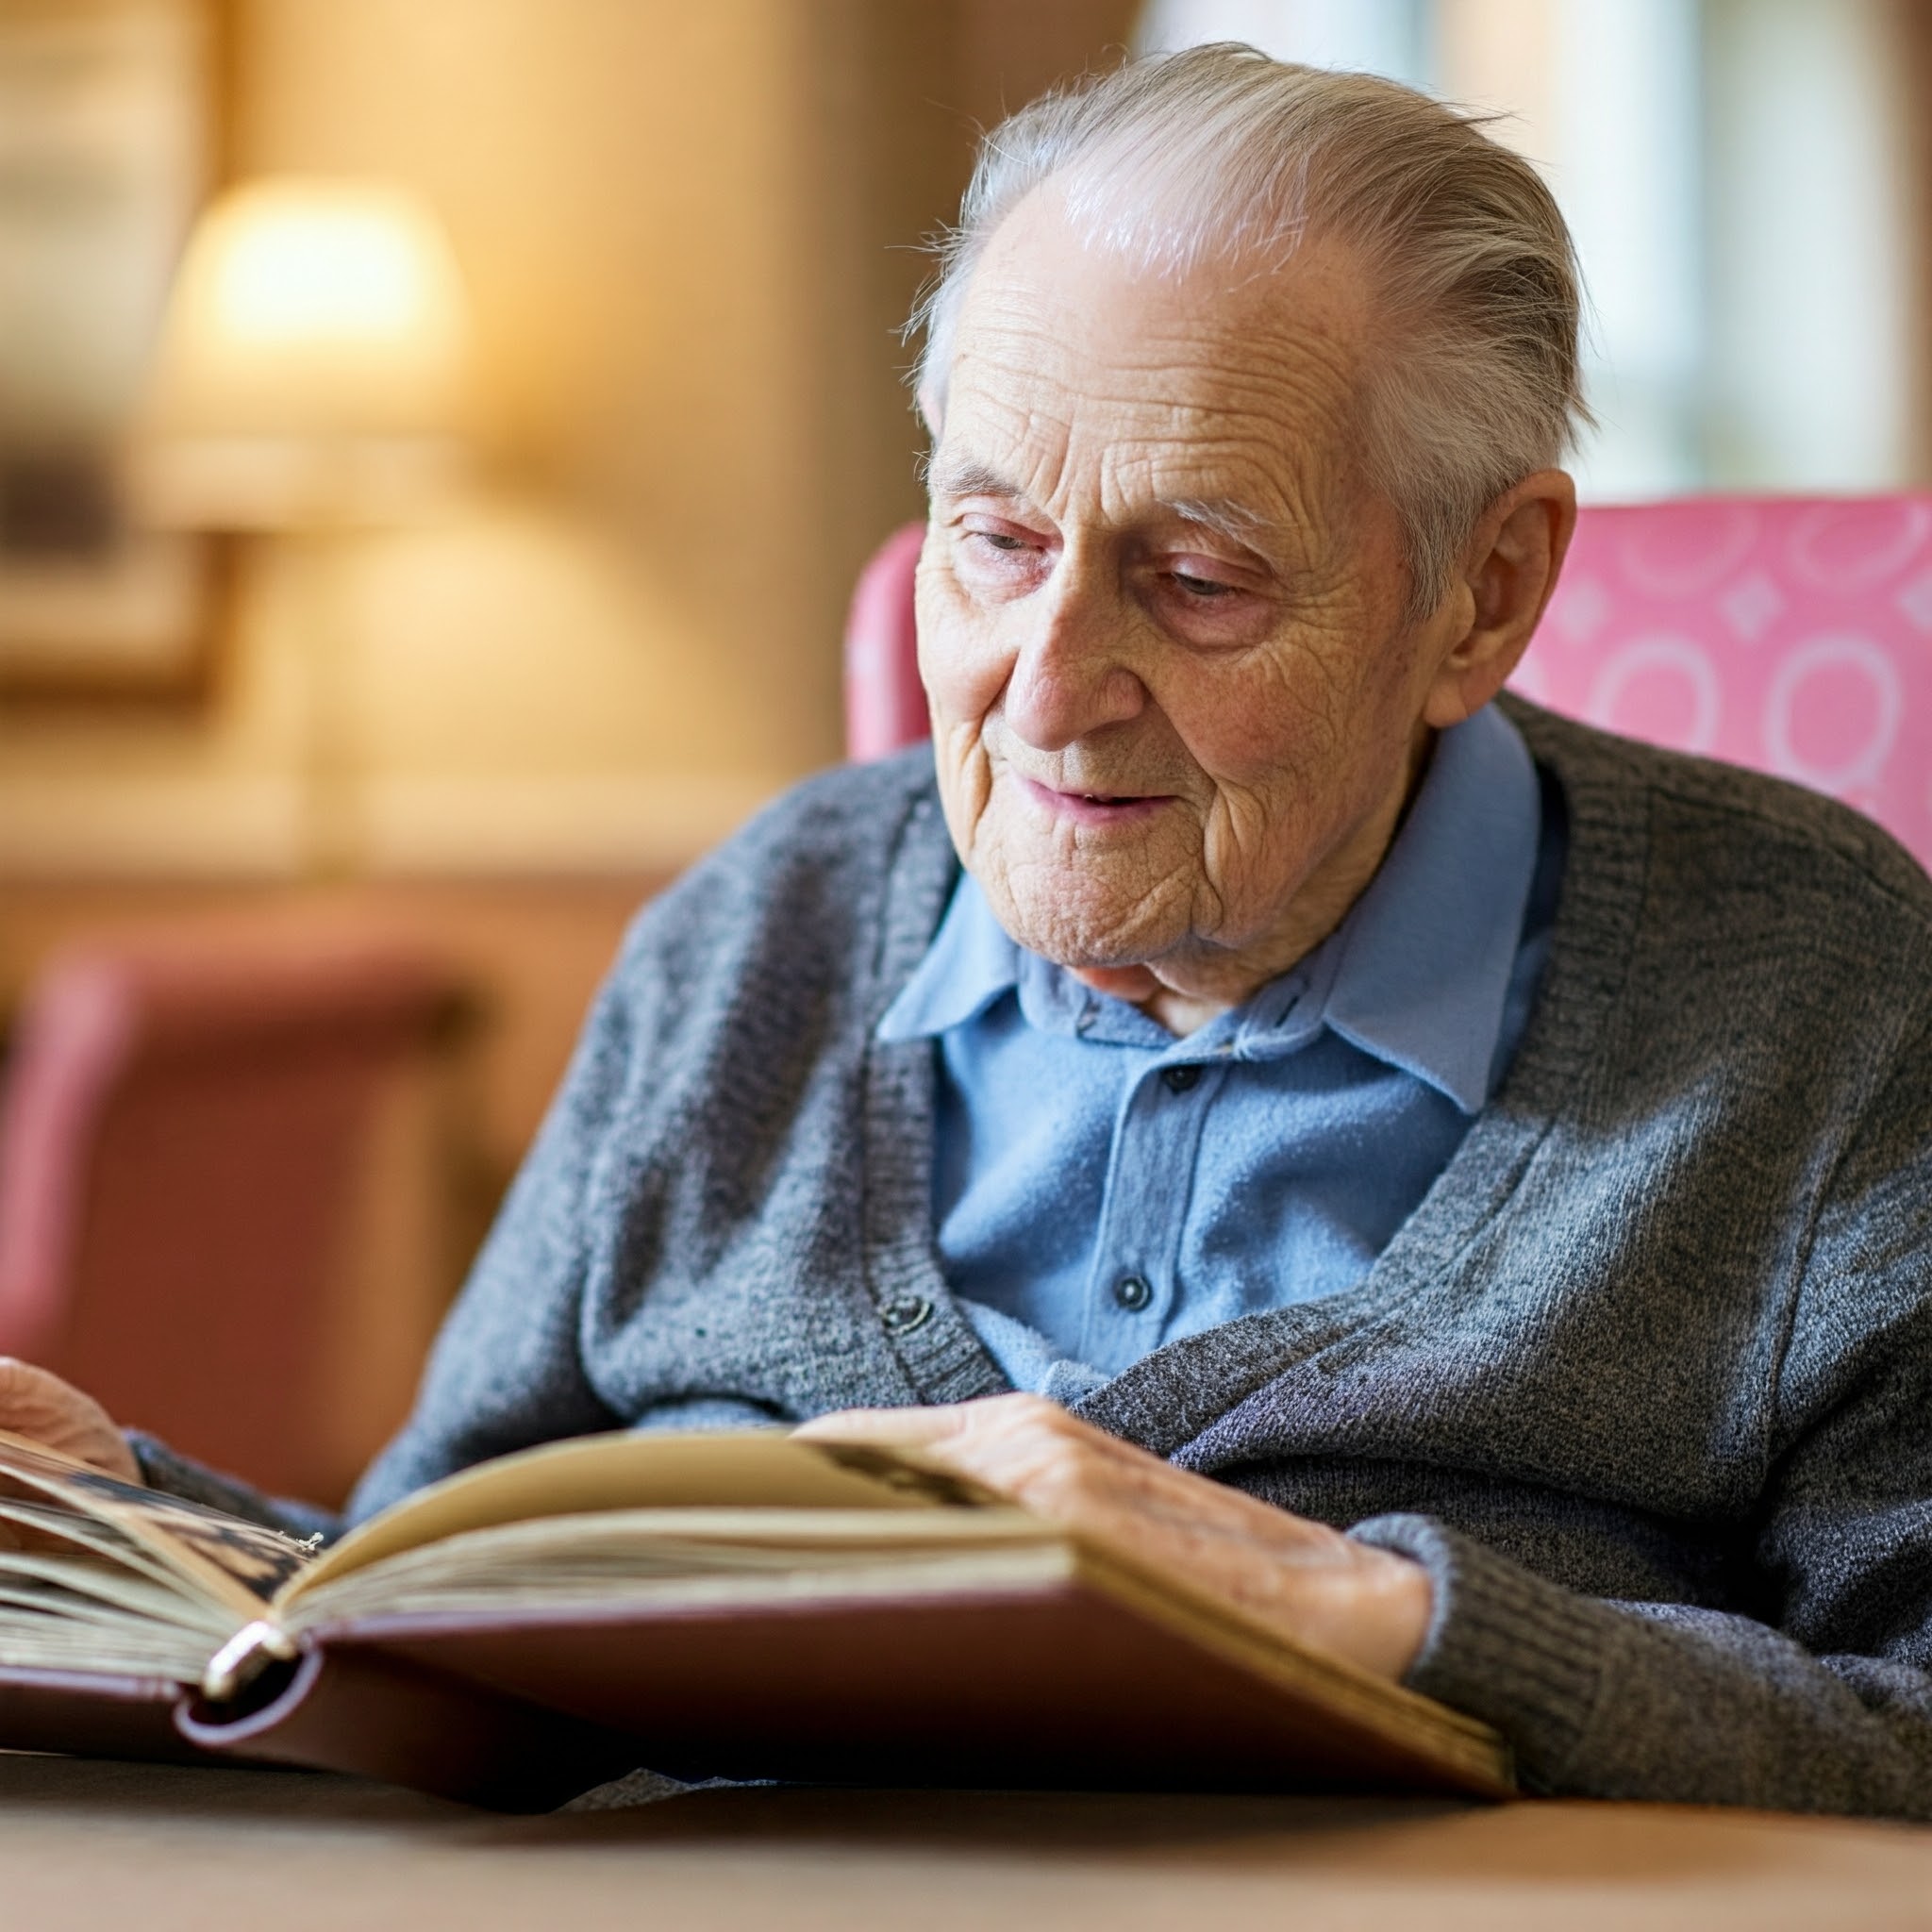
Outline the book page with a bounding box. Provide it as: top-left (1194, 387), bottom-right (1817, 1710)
top-left (0, 1496), bottom-right (241, 1628)
top-left (283, 1429), bottom-right (1006, 1607)
top-left (286, 1507), bottom-right (1065, 1632)
top-left (0, 1431), bottom-right (316, 1625)
top-left (0, 1505), bottom-right (232, 1685)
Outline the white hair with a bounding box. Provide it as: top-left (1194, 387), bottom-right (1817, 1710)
top-left (912, 43), bottom-right (1592, 619)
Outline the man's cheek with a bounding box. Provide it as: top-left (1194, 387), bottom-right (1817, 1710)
top-left (1166, 648), bottom-right (1341, 779)
top-left (920, 623), bottom-right (1010, 730)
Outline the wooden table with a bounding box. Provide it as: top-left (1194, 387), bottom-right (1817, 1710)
top-left (4, 1756), bottom-right (1930, 1931)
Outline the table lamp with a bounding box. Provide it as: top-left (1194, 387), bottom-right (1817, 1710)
top-left (135, 177), bottom-right (476, 876)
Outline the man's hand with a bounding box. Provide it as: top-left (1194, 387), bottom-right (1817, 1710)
top-left (0, 1358), bottom-right (142, 1485)
top-left (796, 1393), bottom-right (1431, 1682)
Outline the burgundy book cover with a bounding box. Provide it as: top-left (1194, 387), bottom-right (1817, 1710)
top-left (156, 1577), bottom-right (1513, 1807)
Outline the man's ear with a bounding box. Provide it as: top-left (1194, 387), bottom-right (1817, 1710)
top-left (1423, 469), bottom-right (1577, 729)
top-left (917, 382), bottom-right (944, 442)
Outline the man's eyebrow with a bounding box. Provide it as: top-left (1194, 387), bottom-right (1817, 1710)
top-left (924, 462), bottom-right (1272, 548)
top-left (1160, 496), bottom-right (1274, 547)
top-left (926, 454), bottom-right (1028, 502)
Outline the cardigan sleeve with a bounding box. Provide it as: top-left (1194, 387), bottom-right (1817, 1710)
top-left (339, 902), bottom-right (694, 1522)
top-left (1350, 1513), bottom-right (1932, 1815)
top-left (1353, 1009), bottom-right (1932, 1818)
top-left (126, 1430), bottom-right (344, 1542)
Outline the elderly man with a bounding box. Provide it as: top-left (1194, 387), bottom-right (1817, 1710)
top-left (8, 46), bottom-right (1932, 1814)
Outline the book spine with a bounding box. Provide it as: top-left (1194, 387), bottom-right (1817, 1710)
top-left (176, 1641), bottom-right (644, 1810)
top-left (0, 1667), bottom-right (214, 1768)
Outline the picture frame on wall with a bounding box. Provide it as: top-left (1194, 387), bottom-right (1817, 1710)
top-left (0, 0), bottom-right (230, 703)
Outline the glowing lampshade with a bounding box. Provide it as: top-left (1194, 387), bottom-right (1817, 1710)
top-left (138, 177), bottom-right (475, 527)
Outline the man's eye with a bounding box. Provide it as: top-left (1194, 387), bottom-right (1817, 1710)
top-left (1170, 571), bottom-right (1239, 599)
top-left (972, 530), bottom-right (1030, 554)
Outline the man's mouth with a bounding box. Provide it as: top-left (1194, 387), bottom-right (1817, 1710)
top-left (1018, 777), bottom-right (1173, 824)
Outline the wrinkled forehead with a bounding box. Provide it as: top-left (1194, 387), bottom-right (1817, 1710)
top-left (938, 186), bottom-right (1374, 524)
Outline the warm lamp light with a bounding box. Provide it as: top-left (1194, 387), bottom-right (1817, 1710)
top-left (136, 177), bottom-right (475, 529)
top-left (133, 176), bottom-right (478, 877)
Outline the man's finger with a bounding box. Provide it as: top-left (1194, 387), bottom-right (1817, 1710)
top-left (795, 1394), bottom-right (1044, 1446)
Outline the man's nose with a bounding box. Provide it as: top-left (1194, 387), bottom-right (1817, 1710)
top-left (1001, 562), bottom-right (1146, 753)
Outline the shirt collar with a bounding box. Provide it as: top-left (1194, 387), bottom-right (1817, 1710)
top-left (875, 854), bottom-right (1022, 1041)
top-left (876, 702), bottom-right (1541, 1114)
top-left (1316, 699), bottom-right (1541, 1112)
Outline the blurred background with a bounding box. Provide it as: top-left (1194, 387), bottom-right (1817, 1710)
top-left (0, 0), bottom-right (1926, 1502)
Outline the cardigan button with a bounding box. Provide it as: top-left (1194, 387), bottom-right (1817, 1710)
top-left (880, 1294), bottom-right (935, 1336)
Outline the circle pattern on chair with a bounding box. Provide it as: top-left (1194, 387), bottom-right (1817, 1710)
top-left (1514, 497), bottom-right (1932, 869)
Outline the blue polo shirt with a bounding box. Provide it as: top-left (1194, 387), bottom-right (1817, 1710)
top-left (877, 702), bottom-right (1563, 1405)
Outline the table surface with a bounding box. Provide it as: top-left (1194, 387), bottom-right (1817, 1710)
top-left (6, 1756), bottom-right (1932, 1932)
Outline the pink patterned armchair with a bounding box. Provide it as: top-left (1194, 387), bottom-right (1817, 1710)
top-left (844, 498), bottom-right (1932, 874)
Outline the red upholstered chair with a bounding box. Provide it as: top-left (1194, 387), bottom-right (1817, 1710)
top-left (843, 498), bottom-right (1932, 874)
top-left (0, 924), bottom-right (461, 1502)
top-left (843, 522), bottom-right (928, 763)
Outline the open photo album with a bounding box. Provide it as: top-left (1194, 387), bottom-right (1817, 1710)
top-left (0, 1426), bottom-right (1511, 1809)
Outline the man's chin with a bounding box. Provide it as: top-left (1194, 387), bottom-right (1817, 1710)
top-left (982, 879), bottom-right (1187, 976)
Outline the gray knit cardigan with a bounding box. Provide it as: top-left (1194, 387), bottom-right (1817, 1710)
top-left (139, 696), bottom-right (1932, 1818)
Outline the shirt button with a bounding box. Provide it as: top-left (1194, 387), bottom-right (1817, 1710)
top-left (1161, 1064), bottom-right (1202, 1094)
top-left (1112, 1274), bottom-right (1153, 1312)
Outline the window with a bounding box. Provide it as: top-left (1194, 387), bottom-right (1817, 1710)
top-left (1136, 0), bottom-right (1924, 501)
